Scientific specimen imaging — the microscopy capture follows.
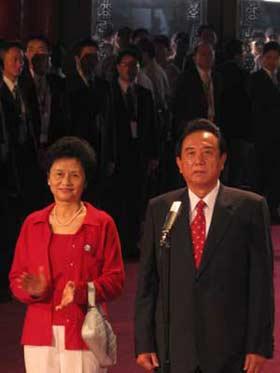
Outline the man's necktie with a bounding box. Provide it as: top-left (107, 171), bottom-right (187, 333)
top-left (12, 85), bottom-right (27, 144)
top-left (125, 86), bottom-right (136, 121)
top-left (13, 84), bottom-right (22, 115)
top-left (87, 77), bottom-right (94, 90)
top-left (271, 72), bottom-right (279, 88)
top-left (202, 73), bottom-right (215, 122)
top-left (191, 200), bottom-right (206, 268)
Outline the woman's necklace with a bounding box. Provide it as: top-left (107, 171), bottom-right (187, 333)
top-left (53, 202), bottom-right (85, 227)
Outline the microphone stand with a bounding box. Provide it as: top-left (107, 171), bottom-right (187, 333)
top-left (159, 230), bottom-right (171, 373)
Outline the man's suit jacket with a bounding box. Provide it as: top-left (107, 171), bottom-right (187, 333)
top-left (135, 185), bottom-right (274, 373)
top-left (0, 80), bottom-right (36, 194)
top-left (0, 79), bottom-right (41, 214)
top-left (218, 60), bottom-right (252, 141)
top-left (173, 66), bottom-right (222, 139)
top-left (20, 70), bottom-right (69, 146)
top-left (110, 79), bottom-right (158, 170)
top-left (247, 68), bottom-right (280, 144)
top-left (66, 72), bottom-right (114, 170)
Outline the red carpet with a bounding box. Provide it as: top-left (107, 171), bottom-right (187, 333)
top-left (1, 228), bottom-right (280, 373)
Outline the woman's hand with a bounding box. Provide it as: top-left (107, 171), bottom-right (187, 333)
top-left (243, 353), bottom-right (266, 373)
top-left (136, 352), bottom-right (160, 371)
top-left (17, 266), bottom-right (47, 297)
top-left (56, 281), bottom-right (75, 310)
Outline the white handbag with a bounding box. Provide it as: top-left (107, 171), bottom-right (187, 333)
top-left (81, 282), bottom-right (117, 368)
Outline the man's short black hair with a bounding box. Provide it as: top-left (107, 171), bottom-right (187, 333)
top-left (175, 118), bottom-right (227, 157)
top-left (131, 28), bottom-right (149, 43)
top-left (136, 37), bottom-right (156, 59)
top-left (45, 136), bottom-right (97, 183)
top-left (224, 39), bottom-right (243, 60)
top-left (153, 35), bottom-right (171, 51)
top-left (116, 46), bottom-right (142, 65)
top-left (25, 34), bottom-right (51, 51)
top-left (174, 32), bottom-right (189, 45)
top-left (2, 41), bottom-right (23, 54)
top-left (74, 38), bottom-right (99, 57)
top-left (197, 24), bottom-right (216, 37)
top-left (193, 41), bottom-right (214, 56)
top-left (262, 41), bottom-right (280, 56)
top-left (117, 26), bottom-right (132, 39)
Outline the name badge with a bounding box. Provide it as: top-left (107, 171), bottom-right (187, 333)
top-left (130, 120), bottom-right (138, 139)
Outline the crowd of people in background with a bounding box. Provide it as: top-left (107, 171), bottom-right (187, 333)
top-left (1, 24), bottom-right (280, 301)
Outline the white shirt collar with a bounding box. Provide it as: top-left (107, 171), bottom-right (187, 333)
top-left (118, 77), bottom-right (135, 94)
top-left (76, 64), bottom-right (94, 87)
top-left (263, 66), bottom-right (277, 79)
top-left (29, 68), bottom-right (35, 78)
top-left (188, 180), bottom-right (220, 215)
top-left (3, 75), bottom-right (17, 94)
top-left (196, 65), bottom-right (211, 82)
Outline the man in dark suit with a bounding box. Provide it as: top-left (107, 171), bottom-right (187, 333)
top-left (21, 35), bottom-right (69, 148)
top-left (0, 42), bottom-right (39, 300)
top-left (247, 41), bottom-right (280, 222)
top-left (65, 38), bottom-right (115, 209)
top-left (108, 48), bottom-right (159, 257)
top-left (218, 39), bottom-right (256, 190)
top-left (0, 41), bottom-right (39, 213)
top-left (173, 42), bottom-right (222, 139)
top-left (66, 38), bottom-right (114, 178)
top-left (0, 83), bottom-right (15, 301)
top-left (135, 119), bottom-right (274, 373)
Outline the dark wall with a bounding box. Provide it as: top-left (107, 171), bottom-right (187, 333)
top-left (60, 0), bottom-right (92, 47)
top-left (0, 1), bottom-right (21, 40)
top-left (207, 0), bottom-right (237, 41)
top-left (21, 0), bottom-right (60, 43)
top-left (0, 0), bottom-right (59, 43)
top-left (0, 0), bottom-right (239, 46)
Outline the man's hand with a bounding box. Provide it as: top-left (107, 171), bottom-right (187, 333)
top-left (136, 352), bottom-right (159, 371)
top-left (244, 353), bottom-right (266, 373)
top-left (17, 266), bottom-right (47, 297)
top-left (56, 281), bottom-right (75, 310)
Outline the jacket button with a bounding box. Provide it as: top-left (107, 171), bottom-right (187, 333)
top-left (72, 244), bottom-right (75, 248)
top-left (70, 262), bottom-right (74, 267)
top-left (84, 244), bottom-right (91, 252)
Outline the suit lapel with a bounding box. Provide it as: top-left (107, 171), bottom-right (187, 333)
top-left (193, 67), bottom-right (205, 95)
top-left (1, 82), bottom-right (15, 107)
top-left (114, 79), bottom-right (127, 113)
top-left (171, 188), bottom-right (196, 277)
top-left (197, 185), bottom-right (235, 277)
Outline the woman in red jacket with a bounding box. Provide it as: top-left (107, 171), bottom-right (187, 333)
top-left (9, 136), bottom-right (125, 373)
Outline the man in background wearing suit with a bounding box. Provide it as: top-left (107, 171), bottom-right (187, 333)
top-left (0, 41), bottom-right (39, 214)
top-left (66, 38), bottom-right (114, 207)
top-left (108, 48), bottom-right (159, 257)
top-left (66, 38), bottom-right (114, 175)
top-left (248, 41), bottom-right (280, 222)
top-left (0, 42), bottom-right (39, 300)
top-left (22, 35), bottom-right (68, 148)
top-left (135, 119), bottom-right (274, 373)
top-left (173, 43), bottom-right (222, 139)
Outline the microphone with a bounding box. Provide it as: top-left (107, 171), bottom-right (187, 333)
top-left (160, 201), bottom-right (182, 245)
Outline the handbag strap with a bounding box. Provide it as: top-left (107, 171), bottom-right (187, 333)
top-left (87, 281), bottom-right (96, 307)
